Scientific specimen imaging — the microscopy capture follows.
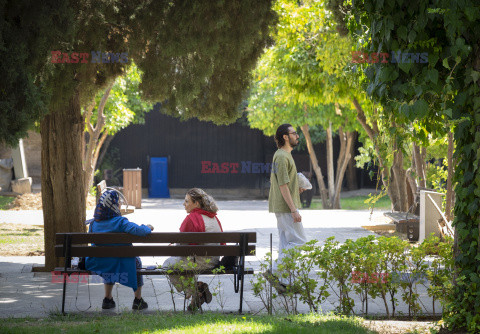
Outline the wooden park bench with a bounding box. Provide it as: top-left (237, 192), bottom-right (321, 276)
top-left (54, 232), bottom-right (256, 314)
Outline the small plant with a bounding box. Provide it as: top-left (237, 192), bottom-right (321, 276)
top-left (162, 257), bottom-right (201, 313)
top-left (316, 237), bottom-right (356, 315)
top-left (422, 234), bottom-right (454, 315)
top-left (211, 266), bottom-right (227, 312)
top-left (400, 243), bottom-right (429, 317)
top-left (374, 236), bottom-right (409, 318)
top-left (295, 240), bottom-right (329, 313)
top-left (251, 252), bottom-right (277, 314)
top-left (350, 235), bottom-right (379, 316)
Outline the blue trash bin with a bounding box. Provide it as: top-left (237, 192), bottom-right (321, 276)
top-left (148, 157), bottom-right (170, 198)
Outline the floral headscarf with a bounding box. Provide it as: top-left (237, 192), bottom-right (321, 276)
top-left (93, 190), bottom-right (121, 221)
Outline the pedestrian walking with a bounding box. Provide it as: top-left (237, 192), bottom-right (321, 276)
top-left (265, 123), bottom-right (307, 293)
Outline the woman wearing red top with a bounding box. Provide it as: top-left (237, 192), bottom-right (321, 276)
top-left (162, 188), bottom-right (224, 311)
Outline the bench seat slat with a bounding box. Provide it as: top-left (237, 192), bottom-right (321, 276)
top-left (55, 232), bottom-right (256, 244)
top-left (55, 245), bottom-right (256, 257)
top-left (54, 268), bottom-right (255, 275)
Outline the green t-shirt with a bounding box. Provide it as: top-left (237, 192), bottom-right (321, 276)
top-left (268, 149), bottom-right (301, 213)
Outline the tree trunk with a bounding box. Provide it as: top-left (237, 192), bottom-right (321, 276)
top-left (390, 148), bottom-right (409, 211)
top-left (96, 134), bottom-right (114, 170)
top-left (300, 123), bottom-right (330, 208)
top-left (83, 83), bottom-right (113, 200)
top-left (326, 122), bottom-right (335, 206)
top-left (40, 90), bottom-right (86, 271)
top-left (345, 131), bottom-right (358, 191)
top-left (445, 130), bottom-right (455, 221)
top-left (336, 127), bottom-right (346, 183)
top-left (333, 130), bottom-right (354, 208)
top-left (406, 143), bottom-right (418, 212)
top-left (352, 97), bottom-right (396, 208)
top-left (413, 143), bottom-right (426, 188)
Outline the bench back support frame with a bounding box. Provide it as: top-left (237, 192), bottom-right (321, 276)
top-left (57, 232), bottom-right (255, 315)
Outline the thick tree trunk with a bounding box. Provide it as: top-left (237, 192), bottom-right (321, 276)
top-left (40, 90), bottom-right (86, 271)
top-left (300, 123), bottom-right (330, 208)
top-left (445, 130), bottom-right (455, 221)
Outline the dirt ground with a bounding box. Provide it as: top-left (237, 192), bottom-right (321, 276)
top-left (362, 319), bottom-right (439, 333)
top-left (0, 223), bottom-right (45, 256)
top-left (4, 192), bottom-right (96, 210)
top-left (0, 192), bottom-right (95, 256)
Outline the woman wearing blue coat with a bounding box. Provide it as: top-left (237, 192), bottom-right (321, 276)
top-left (85, 190), bottom-right (154, 310)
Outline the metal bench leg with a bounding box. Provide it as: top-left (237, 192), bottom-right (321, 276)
top-left (239, 269), bottom-right (245, 314)
top-left (238, 233), bottom-right (248, 314)
top-left (61, 275), bottom-right (68, 315)
top-left (61, 235), bottom-right (72, 315)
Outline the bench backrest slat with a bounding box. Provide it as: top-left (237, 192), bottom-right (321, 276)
top-left (55, 245), bottom-right (256, 257)
top-left (55, 232), bottom-right (256, 244)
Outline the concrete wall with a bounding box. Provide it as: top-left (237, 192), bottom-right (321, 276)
top-left (22, 131), bottom-right (42, 184)
top-left (0, 131), bottom-right (42, 184)
top-left (419, 190), bottom-right (445, 242)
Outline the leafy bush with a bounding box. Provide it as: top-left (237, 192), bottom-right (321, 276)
top-left (253, 234), bottom-right (454, 319)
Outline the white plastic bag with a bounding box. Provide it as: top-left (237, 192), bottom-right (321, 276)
top-left (297, 172), bottom-right (312, 190)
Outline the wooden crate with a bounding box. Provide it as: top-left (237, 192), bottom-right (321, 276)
top-left (123, 168), bottom-right (142, 209)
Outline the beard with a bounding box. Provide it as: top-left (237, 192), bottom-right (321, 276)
top-left (289, 136), bottom-right (298, 147)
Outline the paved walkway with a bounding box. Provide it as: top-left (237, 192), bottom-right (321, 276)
top-left (0, 198), bottom-right (441, 318)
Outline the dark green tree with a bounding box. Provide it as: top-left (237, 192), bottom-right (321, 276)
top-left (1, 0), bottom-right (276, 270)
top-left (329, 0), bottom-right (480, 330)
top-left (0, 1), bottom-right (74, 146)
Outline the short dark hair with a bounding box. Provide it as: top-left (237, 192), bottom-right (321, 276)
top-left (274, 123), bottom-right (292, 148)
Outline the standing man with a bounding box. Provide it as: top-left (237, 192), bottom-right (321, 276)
top-left (267, 123), bottom-right (307, 291)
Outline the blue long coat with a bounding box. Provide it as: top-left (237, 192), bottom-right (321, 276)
top-left (85, 217), bottom-right (151, 291)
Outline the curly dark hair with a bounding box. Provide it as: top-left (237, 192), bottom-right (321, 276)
top-left (274, 123), bottom-right (292, 148)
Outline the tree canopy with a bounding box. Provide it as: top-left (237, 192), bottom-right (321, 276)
top-left (1, 0), bottom-right (278, 270)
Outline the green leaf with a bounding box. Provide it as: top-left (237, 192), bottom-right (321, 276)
top-left (443, 58), bottom-right (450, 69)
top-left (398, 61), bottom-right (412, 74)
top-left (471, 71), bottom-right (480, 83)
top-left (397, 26), bottom-right (408, 41)
top-left (379, 67), bottom-right (399, 82)
top-left (408, 30), bottom-right (417, 43)
top-left (426, 69), bottom-right (438, 84)
top-left (412, 100), bottom-right (429, 119)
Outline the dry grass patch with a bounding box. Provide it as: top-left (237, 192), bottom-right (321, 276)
top-left (0, 223), bottom-right (44, 256)
top-left (4, 192), bottom-right (96, 210)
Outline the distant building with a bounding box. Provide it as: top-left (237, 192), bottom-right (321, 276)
top-left (107, 105), bottom-right (375, 197)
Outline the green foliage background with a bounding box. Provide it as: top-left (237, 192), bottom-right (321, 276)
top-left (328, 0), bottom-right (480, 330)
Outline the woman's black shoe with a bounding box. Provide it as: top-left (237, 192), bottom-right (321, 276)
top-left (102, 297), bottom-right (116, 309)
top-left (132, 297), bottom-right (148, 310)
